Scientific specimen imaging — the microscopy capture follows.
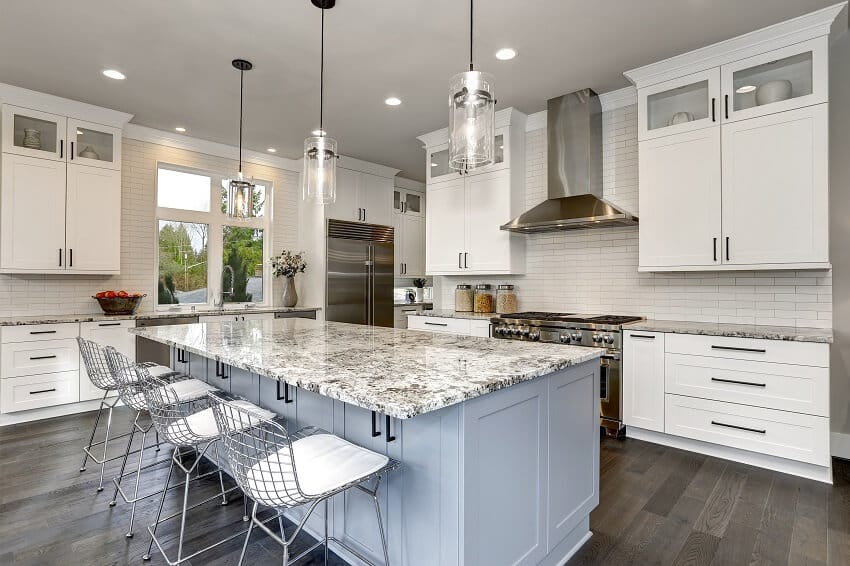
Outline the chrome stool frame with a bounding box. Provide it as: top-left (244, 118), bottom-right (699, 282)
top-left (211, 391), bottom-right (400, 566)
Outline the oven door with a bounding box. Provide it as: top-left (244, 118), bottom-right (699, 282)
top-left (599, 353), bottom-right (623, 437)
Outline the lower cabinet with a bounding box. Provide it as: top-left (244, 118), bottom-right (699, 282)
top-left (79, 320), bottom-right (135, 401)
top-left (394, 306), bottom-right (422, 329)
top-left (0, 371), bottom-right (78, 413)
top-left (622, 330), bottom-right (665, 432)
top-left (407, 315), bottom-right (492, 337)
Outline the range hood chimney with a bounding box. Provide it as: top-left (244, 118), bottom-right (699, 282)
top-left (501, 89), bottom-right (637, 233)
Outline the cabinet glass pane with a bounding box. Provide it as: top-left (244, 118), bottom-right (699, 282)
top-left (646, 80), bottom-right (709, 131)
top-left (404, 192), bottom-right (421, 213)
top-left (13, 114), bottom-right (57, 153)
top-left (222, 226), bottom-right (264, 304)
top-left (75, 127), bottom-right (114, 163)
top-left (732, 51), bottom-right (812, 111)
top-left (393, 190), bottom-right (402, 212)
top-left (430, 148), bottom-right (450, 176)
top-left (494, 134), bottom-right (504, 164)
top-left (157, 221), bottom-right (208, 305)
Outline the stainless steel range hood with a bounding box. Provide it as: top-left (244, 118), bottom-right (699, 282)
top-left (501, 89), bottom-right (637, 233)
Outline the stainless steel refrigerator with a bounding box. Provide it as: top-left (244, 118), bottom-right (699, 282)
top-left (326, 219), bottom-right (394, 327)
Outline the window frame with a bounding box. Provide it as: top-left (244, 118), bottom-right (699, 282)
top-left (154, 161), bottom-right (272, 311)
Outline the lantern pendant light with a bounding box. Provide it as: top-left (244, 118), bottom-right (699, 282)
top-left (448, 0), bottom-right (496, 172)
top-left (302, 0), bottom-right (338, 205)
top-left (225, 58), bottom-right (255, 219)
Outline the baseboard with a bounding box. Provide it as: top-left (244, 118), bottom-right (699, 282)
top-left (832, 431), bottom-right (850, 460)
top-left (0, 397), bottom-right (120, 427)
top-left (627, 427), bottom-right (833, 484)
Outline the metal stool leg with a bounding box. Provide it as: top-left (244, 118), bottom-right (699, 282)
top-left (125, 423), bottom-right (150, 537)
top-left (109, 411), bottom-right (140, 507)
top-left (96, 403), bottom-right (116, 492)
top-left (372, 476), bottom-right (390, 566)
top-left (212, 441), bottom-right (228, 505)
top-left (176, 466), bottom-right (192, 564)
top-left (80, 391), bottom-right (109, 472)
top-left (237, 501), bottom-right (258, 566)
top-left (324, 498), bottom-right (329, 565)
top-left (143, 449), bottom-right (176, 561)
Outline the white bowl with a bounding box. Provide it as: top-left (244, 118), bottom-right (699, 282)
top-left (756, 80), bottom-right (792, 105)
top-left (668, 111), bottom-right (693, 126)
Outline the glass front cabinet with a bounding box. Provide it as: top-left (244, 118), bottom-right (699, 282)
top-left (426, 130), bottom-right (507, 183)
top-left (638, 69), bottom-right (720, 140)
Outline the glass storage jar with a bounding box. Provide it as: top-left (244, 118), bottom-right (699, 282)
top-left (455, 284), bottom-right (473, 312)
top-left (473, 284), bottom-right (495, 313)
top-left (496, 284), bottom-right (517, 314)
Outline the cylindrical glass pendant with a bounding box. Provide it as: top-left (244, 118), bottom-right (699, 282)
top-left (448, 70), bottom-right (495, 171)
top-left (302, 135), bottom-right (338, 204)
top-left (226, 171), bottom-right (254, 219)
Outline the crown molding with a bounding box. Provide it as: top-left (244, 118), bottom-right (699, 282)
top-left (0, 82), bottom-right (133, 127)
top-left (337, 155), bottom-right (400, 179)
top-left (394, 177), bottom-right (425, 191)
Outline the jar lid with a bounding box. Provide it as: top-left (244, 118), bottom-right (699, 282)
top-left (456, 284), bottom-right (472, 289)
top-left (497, 284), bottom-right (514, 290)
top-left (475, 284), bottom-right (492, 290)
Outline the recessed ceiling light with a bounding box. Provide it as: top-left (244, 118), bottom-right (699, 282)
top-left (312, 129), bottom-right (326, 136)
top-left (102, 69), bottom-right (126, 80)
top-left (431, 162), bottom-right (438, 167)
top-left (266, 148), bottom-right (277, 153)
top-left (385, 97), bottom-right (402, 106)
top-left (174, 127), bottom-right (186, 133)
top-left (495, 48), bottom-right (517, 61)
top-left (736, 85), bottom-right (757, 94)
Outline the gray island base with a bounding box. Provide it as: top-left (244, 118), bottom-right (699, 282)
top-left (132, 318), bottom-right (603, 566)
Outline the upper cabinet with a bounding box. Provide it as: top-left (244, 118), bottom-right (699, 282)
top-left (2, 106), bottom-right (66, 161)
top-left (626, 3), bottom-right (845, 272)
top-left (393, 185), bottom-right (426, 277)
top-left (418, 108), bottom-right (527, 276)
top-left (67, 119), bottom-right (122, 170)
top-left (326, 168), bottom-right (393, 227)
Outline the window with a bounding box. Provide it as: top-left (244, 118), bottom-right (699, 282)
top-left (155, 163), bottom-right (272, 309)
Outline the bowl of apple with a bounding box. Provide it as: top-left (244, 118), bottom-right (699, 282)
top-left (93, 290), bottom-right (146, 315)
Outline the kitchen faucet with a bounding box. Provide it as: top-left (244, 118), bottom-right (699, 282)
top-left (219, 264), bottom-right (235, 307)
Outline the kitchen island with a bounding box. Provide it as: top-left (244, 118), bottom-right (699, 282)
top-left (132, 318), bottom-right (603, 566)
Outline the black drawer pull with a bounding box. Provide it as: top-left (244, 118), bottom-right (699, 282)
top-left (215, 360), bottom-right (229, 379)
top-left (711, 345), bottom-right (766, 354)
top-left (176, 349), bottom-right (189, 364)
top-left (711, 377), bottom-right (766, 388)
top-left (29, 330), bottom-right (57, 335)
top-left (711, 420), bottom-right (766, 434)
top-left (29, 355), bottom-right (57, 360)
top-left (276, 381), bottom-right (294, 403)
top-left (630, 334), bottom-right (655, 339)
top-left (385, 414), bottom-right (396, 442)
top-left (98, 322), bottom-right (122, 327)
top-left (371, 411), bottom-right (381, 438)
top-left (30, 388), bottom-right (57, 395)
top-left (424, 322), bottom-right (448, 327)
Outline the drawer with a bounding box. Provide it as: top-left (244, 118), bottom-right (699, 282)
top-left (665, 333), bottom-right (828, 367)
top-left (469, 320), bottom-right (492, 338)
top-left (666, 354), bottom-right (829, 416)
top-left (1, 322), bottom-right (80, 344)
top-left (1, 338), bottom-right (80, 378)
top-left (0, 371), bottom-right (79, 413)
top-left (665, 394), bottom-right (830, 466)
top-left (408, 316), bottom-right (471, 335)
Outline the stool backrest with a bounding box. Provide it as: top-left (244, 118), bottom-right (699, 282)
top-left (103, 346), bottom-right (148, 411)
top-left (209, 391), bottom-right (310, 508)
top-left (77, 337), bottom-right (119, 391)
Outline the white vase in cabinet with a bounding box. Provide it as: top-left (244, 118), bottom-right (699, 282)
top-left (67, 118), bottom-right (122, 170)
top-left (623, 331), bottom-right (665, 432)
top-left (638, 68), bottom-right (720, 141)
top-left (1, 105), bottom-right (67, 162)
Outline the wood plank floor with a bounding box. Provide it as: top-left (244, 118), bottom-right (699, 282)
top-left (2, 408), bottom-right (849, 565)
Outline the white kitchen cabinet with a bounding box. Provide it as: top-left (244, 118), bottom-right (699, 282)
top-left (623, 331), bottom-right (665, 433)
top-left (638, 127), bottom-right (721, 269)
top-left (721, 104), bottom-right (828, 266)
top-left (425, 175), bottom-right (466, 273)
top-left (407, 315), bottom-right (492, 337)
top-left (393, 198), bottom-right (425, 278)
top-left (393, 188), bottom-right (424, 218)
top-left (326, 168), bottom-right (393, 227)
top-left (67, 119), bottom-right (122, 170)
top-left (638, 68), bottom-right (720, 140)
top-left (1, 105), bottom-right (66, 161)
top-left (79, 320), bottom-right (135, 401)
top-left (65, 164), bottom-right (121, 272)
top-left (425, 130), bottom-right (509, 183)
top-left (394, 306), bottom-right (422, 329)
top-left (0, 153), bottom-right (67, 272)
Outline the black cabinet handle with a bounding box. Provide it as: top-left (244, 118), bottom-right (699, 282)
top-left (711, 377), bottom-right (766, 388)
top-left (464, 252), bottom-right (468, 269)
top-left (725, 237), bottom-right (730, 261)
top-left (30, 330), bottom-right (57, 335)
top-left (98, 322), bottom-right (122, 327)
top-left (713, 237), bottom-right (717, 262)
top-left (711, 345), bottom-right (766, 354)
top-left (630, 334), bottom-right (655, 339)
top-left (29, 355), bottom-right (57, 360)
top-left (711, 420), bottom-right (765, 434)
top-left (363, 208), bottom-right (367, 222)
top-left (458, 252), bottom-right (462, 269)
top-left (177, 349), bottom-right (188, 363)
top-left (59, 139), bottom-right (63, 159)
top-left (386, 415), bottom-right (396, 442)
top-left (276, 381), bottom-right (294, 403)
top-left (69, 249), bottom-right (73, 267)
top-left (371, 411), bottom-right (381, 438)
top-left (70, 141), bottom-right (75, 160)
top-left (724, 95), bottom-right (729, 119)
top-left (215, 360), bottom-right (229, 379)
top-left (30, 388), bottom-right (57, 395)
top-left (58, 248), bottom-right (62, 267)
top-left (711, 97), bottom-right (716, 122)
top-left (424, 322), bottom-right (448, 327)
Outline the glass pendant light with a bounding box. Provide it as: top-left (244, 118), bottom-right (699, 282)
top-left (302, 0), bottom-right (338, 205)
top-left (225, 59), bottom-right (255, 219)
top-left (449, 0), bottom-right (496, 171)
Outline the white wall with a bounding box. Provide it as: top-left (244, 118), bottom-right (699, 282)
top-left (435, 103), bottom-right (833, 329)
top-left (0, 138), bottom-right (300, 317)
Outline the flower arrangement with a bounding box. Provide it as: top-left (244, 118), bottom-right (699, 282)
top-left (271, 250), bottom-right (307, 278)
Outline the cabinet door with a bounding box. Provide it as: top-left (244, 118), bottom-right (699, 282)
top-left (1, 105), bottom-right (67, 161)
top-left (425, 176), bottom-right (466, 274)
top-left (326, 167), bottom-right (360, 222)
top-left (721, 37), bottom-right (827, 123)
top-left (623, 331), bottom-right (665, 432)
top-left (67, 119), bottom-right (122, 170)
top-left (80, 320), bottom-right (134, 401)
top-left (426, 143), bottom-right (455, 183)
top-left (65, 164), bottom-right (121, 272)
top-left (468, 129), bottom-right (509, 174)
top-left (360, 172), bottom-right (393, 226)
top-left (402, 213), bottom-right (425, 277)
top-left (638, 68), bottom-right (720, 140)
top-left (403, 190), bottom-right (424, 217)
top-left (638, 127), bottom-right (721, 269)
top-left (465, 169), bottom-right (514, 273)
top-left (392, 211), bottom-right (405, 276)
top-left (0, 154), bottom-right (67, 272)
top-left (721, 104), bottom-right (828, 266)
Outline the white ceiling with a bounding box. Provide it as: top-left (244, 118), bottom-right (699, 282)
top-left (0, 0), bottom-right (838, 180)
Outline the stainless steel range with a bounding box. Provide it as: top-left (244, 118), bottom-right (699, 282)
top-left (491, 312), bottom-right (644, 437)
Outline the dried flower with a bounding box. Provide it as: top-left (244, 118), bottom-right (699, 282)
top-left (271, 250), bottom-right (307, 278)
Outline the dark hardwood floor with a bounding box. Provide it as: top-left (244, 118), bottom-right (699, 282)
top-left (1, 407), bottom-right (849, 565)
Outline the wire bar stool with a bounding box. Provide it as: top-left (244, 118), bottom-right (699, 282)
top-left (140, 367), bottom-right (275, 565)
top-left (77, 336), bottom-right (180, 492)
top-left (210, 390), bottom-right (401, 566)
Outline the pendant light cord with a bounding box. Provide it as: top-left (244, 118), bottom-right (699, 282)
top-left (469, 0), bottom-right (474, 71)
top-left (319, 7), bottom-right (325, 134)
top-left (238, 68), bottom-right (244, 173)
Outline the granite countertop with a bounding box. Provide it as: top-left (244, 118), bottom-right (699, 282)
top-left (406, 308), bottom-right (496, 320)
top-left (0, 306), bottom-right (321, 327)
top-left (624, 319), bottom-right (832, 344)
top-left (131, 318), bottom-right (603, 419)
top-left (393, 302), bottom-right (433, 308)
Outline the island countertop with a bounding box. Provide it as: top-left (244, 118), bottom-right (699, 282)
top-left (131, 318), bottom-right (603, 419)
